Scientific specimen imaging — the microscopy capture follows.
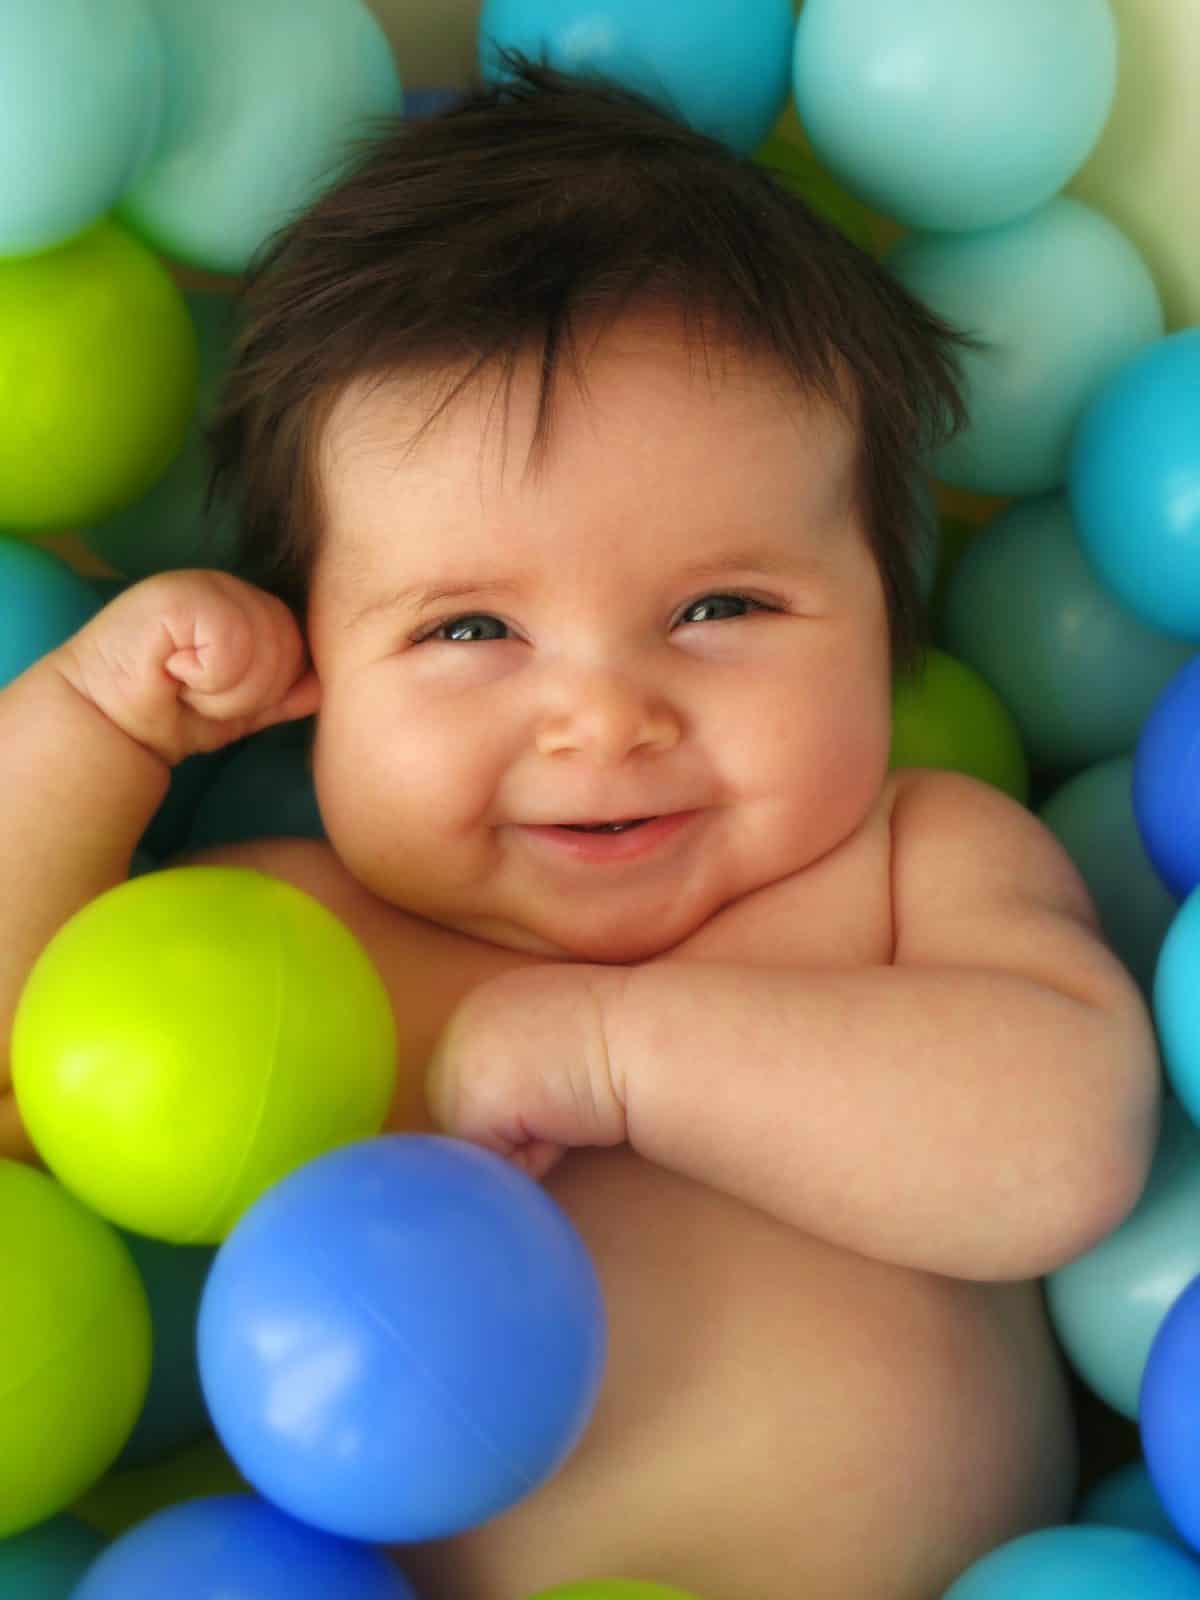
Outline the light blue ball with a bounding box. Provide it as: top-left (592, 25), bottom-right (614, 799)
top-left (0, 1514), bottom-right (105, 1599)
top-left (794, 0), bottom-right (1116, 233)
top-left (1069, 330), bottom-right (1200, 641)
top-left (117, 0), bottom-right (403, 275)
top-left (198, 1136), bottom-right (607, 1543)
top-left (0, 537), bottom-right (104, 689)
top-left (84, 294), bottom-right (240, 578)
top-left (71, 1495), bottom-right (414, 1600)
top-left (944, 1525), bottom-right (1200, 1599)
top-left (1046, 1099), bottom-right (1200, 1420)
top-left (1078, 1461), bottom-right (1185, 1550)
top-left (479, 0), bottom-right (794, 155)
top-left (888, 197), bottom-right (1163, 496)
top-left (1155, 891), bottom-right (1200, 1127)
top-left (0, 0), bottom-right (163, 257)
top-left (941, 495), bottom-right (1196, 775)
top-left (1040, 757), bottom-right (1178, 999)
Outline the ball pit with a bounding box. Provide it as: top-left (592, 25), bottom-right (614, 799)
top-left (5, 1), bottom-right (1200, 1594)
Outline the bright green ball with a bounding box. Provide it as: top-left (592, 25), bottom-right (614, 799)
top-left (0, 1162), bottom-right (151, 1537)
top-left (12, 868), bottom-right (397, 1244)
top-left (891, 647), bottom-right (1029, 805)
top-left (528, 1586), bottom-right (704, 1600)
top-left (0, 219), bottom-right (197, 531)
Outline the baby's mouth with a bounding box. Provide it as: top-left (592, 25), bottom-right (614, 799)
top-left (559, 818), bottom-right (652, 834)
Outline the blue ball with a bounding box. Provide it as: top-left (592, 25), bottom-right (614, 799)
top-left (1135, 656), bottom-right (1200, 901)
top-left (944, 1525), bottom-right (1200, 1598)
top-left (70, 1494), bottom-right (414, 1600)
top-left (0, 536), bottom-right (103, 688)
top-left (0, 1513), bottom-right (105, 1599)
top-left (1155, 893), bottom-right (1200, 1134)
top-left (1070, 329), bottom-right (1200, 640)
top-left (479, 0), bottom-right (793, 155)
top-left (1142, 1273), bottom-right (1200, 1551)
top-left (198, 1135), bottom-right (607, 1543)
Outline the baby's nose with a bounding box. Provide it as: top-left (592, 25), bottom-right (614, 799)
top-left (535, 667), bottom-right (682, 762)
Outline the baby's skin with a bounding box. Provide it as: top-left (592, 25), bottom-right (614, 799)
top-left (0, 311), bottom-right (1159, 1597)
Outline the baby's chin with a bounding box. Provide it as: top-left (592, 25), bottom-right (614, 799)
top-left (458, 908), bottom-right (706, 967)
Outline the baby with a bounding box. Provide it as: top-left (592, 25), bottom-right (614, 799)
top-left (0, 63), bottom-right (1160, 1600)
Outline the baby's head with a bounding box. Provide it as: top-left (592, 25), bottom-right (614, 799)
top-left (210, 62), bottom-right (967, 962)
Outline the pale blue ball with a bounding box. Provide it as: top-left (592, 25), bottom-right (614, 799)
top-left (888, 198), bottom-right (1163, 496)
top-left (1069, 330), bottom-right (1200, 640)
top-left (944, 1526), bottom-right (1200, 1599)
top-left (117, 0), bottom-right (403, 275)
top-left (1156, 892), bottom-right (1200, 1127)
top-left (794, 0), bottom-right (1117, 233)
top-left (479, 0), bottom-right (794, 155)
top-left (1040, 758), bottom-right (1178, 1000)
top-left (0, 0), bottom-right (163, 257)
top-left (1046, 1099), bottom-right (1200, 1420)
top-left (941, 495), bottom-right (1196, 774)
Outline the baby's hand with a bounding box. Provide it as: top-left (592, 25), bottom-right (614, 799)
top-left (425, 965), bottom-right (630, 1180)
top-left (52, 570), bottom-right (319, 766)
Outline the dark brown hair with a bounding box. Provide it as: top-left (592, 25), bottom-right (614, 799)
top-left (208, 57), bottom-right (968, 670)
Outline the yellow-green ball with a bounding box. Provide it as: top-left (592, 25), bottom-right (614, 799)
top-left (891, 647), bottom-right (1030, 805)
top-left (12, 868), bottom-right (397, 1244)
top-left (0, 219), bottom-right (197, 530)
top-left (0, 1161), bottom-right (151, 1536)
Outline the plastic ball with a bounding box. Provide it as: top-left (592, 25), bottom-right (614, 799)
top-left (1134, 657), bottom-right (1200, 901)
top-left (479, 0), bottom-right (793, 156)
top-left (0, 221), bottom-right (197, 531)
top-left (71, 1494), bottom-right (416, 1600)
top-left (890, 648), bottom-right (1029, 805)
top-left (1069, 330), bottom-right (1200, 640)
top-left (1040, 757), bottom-right (1178, 998)
top-left (117, 0), bottom-right (403, 275)
top-left (197, 1136), bottom-right (607, 1542)
top-left (1141, 1273), bottom-right (1200, 1550)
top-left (0, 0), bottom-right (162, 257)
top-left (0, 537), bottom-right (103, 689)
top-left (73, 1437), bottom-right (246, 1541)
top-left (0, 1514), bottom-right (106, 1599)
top-left (888, 197), bottom-right (1163, 497)
top-left (1154, 890), bottom-right (1200, 1127)
top-left (115, 1234), bottom-right (216, 1469)
top-left (0, 1162), bottom-right (151, 1536)
top-left (1077, 1461), bottom-right (1184, 1550)
top-left (529, 1586), bottom-right (703, 1600)
top-left (83, 294), bottom-right (241, 578)
top-left (941, 495), bottom-right (1196, 775)
top-left (185, 725), bottom-right (324, 851)
top-left (1046, 1098), bottom-right (1200, 1419)
top-left (11, 867), bottom-right (397, 1243)
top-left (943, 1525), bottom-right (1200, 1598)
top-left (1070, 0), bottom-right (1200, 331)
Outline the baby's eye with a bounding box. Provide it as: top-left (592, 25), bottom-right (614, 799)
top-left (678, 592), bottom-right (768, 625)
top-left (419, 613), bottom-right (510, 644)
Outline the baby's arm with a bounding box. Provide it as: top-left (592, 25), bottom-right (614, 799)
top-left (601, 771), bottom-right (1159, 1281)
top-left (0, 572), bottom-right (318, 1161)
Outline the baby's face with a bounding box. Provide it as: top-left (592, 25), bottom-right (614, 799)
top-left (306, 310), bottom-right (892, 963)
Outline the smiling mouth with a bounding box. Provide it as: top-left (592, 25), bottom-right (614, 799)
top-left (560, 818), bottom-right (653, 834)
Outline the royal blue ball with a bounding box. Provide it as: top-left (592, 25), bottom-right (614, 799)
top-left (1141, 1273), bottom-right (1200, 1552)
top-left (198, 1136), bottom-right (607, 1543)
top-left (70, 1494), bottom-right (414, 1600)
top-left (1070, 329), bottom-right (1200, 640)
top-left (1135, 657), bottom-right (1200, 901)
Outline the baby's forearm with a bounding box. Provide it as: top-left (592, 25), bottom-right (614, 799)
top-left (0, 656), bottom-right (170, 1158)
top-left (605, 959), bottom-right (1159, 1281)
